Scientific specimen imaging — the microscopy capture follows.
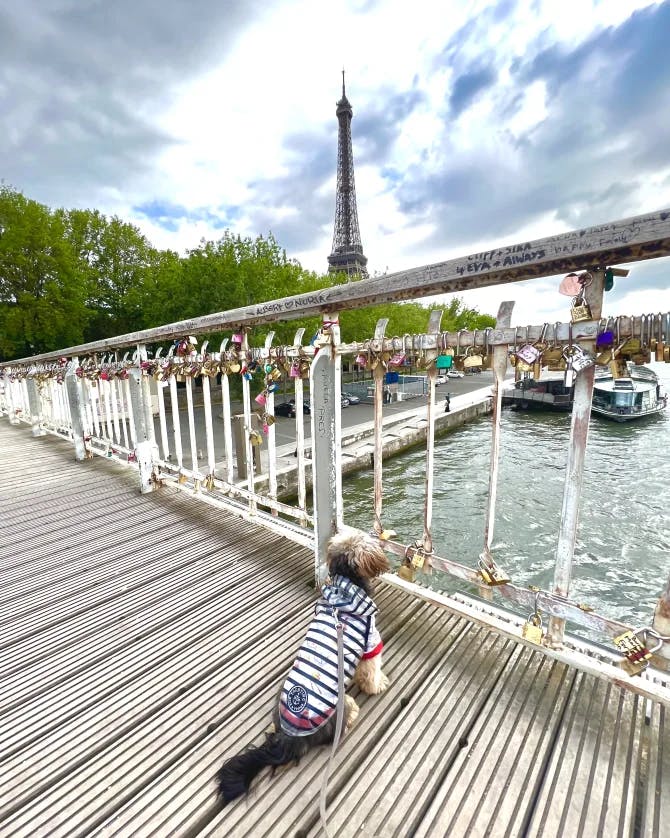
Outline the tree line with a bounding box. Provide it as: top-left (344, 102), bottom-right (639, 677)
top-left (0, 185), bottom-right (495, 361)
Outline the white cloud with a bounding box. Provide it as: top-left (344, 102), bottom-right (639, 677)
top-left (2, 0), bottom-right (669, 326)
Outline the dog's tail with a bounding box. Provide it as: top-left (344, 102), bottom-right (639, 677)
top-left (216, 729), bottom-right (310, 804)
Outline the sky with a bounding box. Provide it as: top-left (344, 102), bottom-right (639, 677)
top-left (2, 0), bottom-right (670, 329)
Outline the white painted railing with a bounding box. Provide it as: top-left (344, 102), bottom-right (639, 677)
top-left (2, 208), bottom-right (670, 695)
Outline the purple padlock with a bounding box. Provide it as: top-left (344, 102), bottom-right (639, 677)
top-left (596, 330), bottom-right (615, 348)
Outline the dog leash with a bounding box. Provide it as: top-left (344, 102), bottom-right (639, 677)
top-left (319, 608), bottom-right (345, 838)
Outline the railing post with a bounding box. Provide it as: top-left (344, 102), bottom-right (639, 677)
top-left (421, 310), bottom-right (444, 557)
top-left (64, 357), bottom-right (87, 460)
top-left (479, 303), bottom-right (514, 600)
top-left (371, 317), bottom-right (389, 535)
top-left (546, 268), bottom-right (605, 647)
top-left (6, 370), bottom-right (21, 425)
top-left (292, 328), bottom-right (308, 523)
top-left (310, 312), bottom-right (342, 588)
top-left (128, 345), bottom-right (157, 493)
top-left (26, 377), bottom-right (47, 437)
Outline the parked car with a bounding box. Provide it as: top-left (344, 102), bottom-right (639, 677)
top-left (341, 391), bottom-right (361, 405)
top-left (435, 375), bottom-right (448, 385)
top-left (341, 395), bottom-right (350, 408)
top-left (275, 401), bottom-right (297, 418)
top-left (447, 370), bottom-right (465, 379)
top-left (299, 399), bottom-right (311, 414)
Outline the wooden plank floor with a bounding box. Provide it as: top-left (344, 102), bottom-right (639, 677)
top-left (0, 421), bottom-right (668, 837)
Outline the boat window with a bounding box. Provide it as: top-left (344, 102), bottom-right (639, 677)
top-left (614, 391), bottom-right (634, 407)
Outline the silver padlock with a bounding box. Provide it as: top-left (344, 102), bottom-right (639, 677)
top-left (570, 345), bottom-right (596, 373)
top-left (564, 357), bottom-right (575, 388)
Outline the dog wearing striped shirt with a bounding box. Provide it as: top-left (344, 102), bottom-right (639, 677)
top-left (216, 528), bottom-right (390, 804)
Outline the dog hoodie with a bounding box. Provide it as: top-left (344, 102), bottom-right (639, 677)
top-left (279, 574), bottom-right (383, 737)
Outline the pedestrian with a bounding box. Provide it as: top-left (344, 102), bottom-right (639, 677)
top-left (444, 393), bottom-right (451, 413)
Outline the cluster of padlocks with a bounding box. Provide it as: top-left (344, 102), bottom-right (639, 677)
top-left (511, 312), bottom-right (670, 389)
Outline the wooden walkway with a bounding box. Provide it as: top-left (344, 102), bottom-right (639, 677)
top-left (0, 422), bottom-right (668, 837)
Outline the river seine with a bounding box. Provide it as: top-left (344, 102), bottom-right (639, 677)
top-left (343, 363), bottom-right (670, 630)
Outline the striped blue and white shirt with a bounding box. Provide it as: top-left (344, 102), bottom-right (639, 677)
top-left (279, 575), bottom-right (383, 737)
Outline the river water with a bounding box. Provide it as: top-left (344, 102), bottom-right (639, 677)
top-left (343, 362), bottom-right (670, 630)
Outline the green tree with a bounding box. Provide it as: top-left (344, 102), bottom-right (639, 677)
top-left (0, 186), bottom-right (90, 359)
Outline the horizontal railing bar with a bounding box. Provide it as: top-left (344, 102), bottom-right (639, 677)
top-left (155, 462), bottom-right (314, 524)
top-left (4, 312), bottom-right (669, 373)
top-left (4, 209), bottom-right (669, 364)
top-left (383, 576), bottom-right (670, 705)
top-left (378, 537), bottom-right (635, 639)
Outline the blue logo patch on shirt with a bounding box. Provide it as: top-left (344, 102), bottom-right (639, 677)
top-left (286, 684), bottom-right (308, 713)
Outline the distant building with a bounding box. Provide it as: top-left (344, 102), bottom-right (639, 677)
top-left (327, 71), bottom-right (368, 280)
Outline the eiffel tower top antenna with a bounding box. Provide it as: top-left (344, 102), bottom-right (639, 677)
top-left (327, 71), bottom-right (368, 279)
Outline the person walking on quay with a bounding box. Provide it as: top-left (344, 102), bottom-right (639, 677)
top-left (444, 393), bottom-right (451, 413)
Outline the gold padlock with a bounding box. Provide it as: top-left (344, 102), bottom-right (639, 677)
top-left (570, 302), bottom-right (591, 323)
top-left (521, 613), bottom-right (544, 645)
top-left (614, 630), bottom-right (652, 676)
top-left (478, 555), bottom-right (510, 586)
top-left (619, 338), bottom-right (641, 356)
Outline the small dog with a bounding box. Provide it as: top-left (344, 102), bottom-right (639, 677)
top-left (216, 527), bottom-right (390, 803)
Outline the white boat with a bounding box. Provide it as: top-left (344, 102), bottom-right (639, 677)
top-left (592, 364), bottom-right (667, 422)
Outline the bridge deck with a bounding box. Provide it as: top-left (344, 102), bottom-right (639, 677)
top-left (0, 422), bottom-right (667, 838)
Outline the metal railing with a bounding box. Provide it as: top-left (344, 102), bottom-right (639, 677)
top-left (2, 208), bottom-right (670, 699)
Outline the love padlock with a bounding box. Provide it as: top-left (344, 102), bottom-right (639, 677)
top-left (614, 630), bottom-right (654, 676)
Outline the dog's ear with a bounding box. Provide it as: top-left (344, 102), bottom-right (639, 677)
top-left (327, 529), bottom-right (390, 579)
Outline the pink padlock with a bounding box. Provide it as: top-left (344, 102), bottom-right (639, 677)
top-left (355, 354), bottom-right (367, 367)
top-left (558, 273), bottom-right (582, 297)
top-left (232, 333), bottom-right (243, 344)
top-left (290, 362), bottom-right (300, 378)
top-left (255, 392), bottom-right (267, 406)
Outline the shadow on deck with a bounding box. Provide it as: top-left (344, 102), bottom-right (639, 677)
top-left (0, 422), bottom-right (667, 837)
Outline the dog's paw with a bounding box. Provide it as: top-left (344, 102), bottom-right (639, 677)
top-left (344, 695), bottom-right (360, 731)
top-left (374, 671), bottom-right (390, 694)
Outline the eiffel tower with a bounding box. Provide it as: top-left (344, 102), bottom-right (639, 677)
top-left (327, 71), bottom-right (368, 279)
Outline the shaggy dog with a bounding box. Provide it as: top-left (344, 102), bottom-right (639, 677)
top-left (216, 528), bottom-right (390, 803)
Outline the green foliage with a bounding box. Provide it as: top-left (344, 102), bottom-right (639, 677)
top-left (0, 185), bottom-right (496, 361)
top-left (0, 187), bottom-right (90, 358)
top-left (339, 298), bottom-right (495, 343)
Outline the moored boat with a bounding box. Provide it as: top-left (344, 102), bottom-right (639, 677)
top-left (591, 363), bottom-right (667, 421)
